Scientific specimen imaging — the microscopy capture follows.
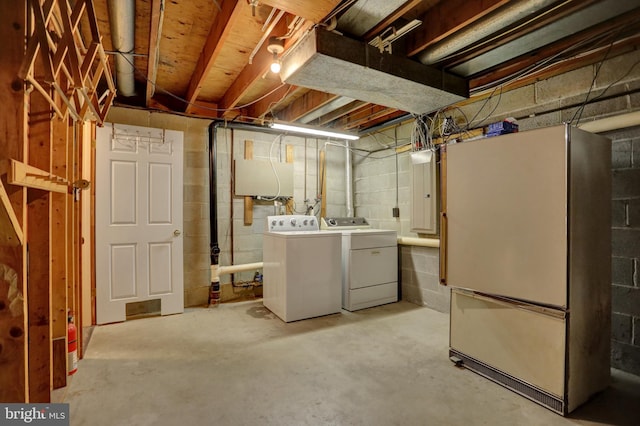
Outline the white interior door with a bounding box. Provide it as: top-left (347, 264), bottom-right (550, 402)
top-left (96, 123), bottom-right (183, 324)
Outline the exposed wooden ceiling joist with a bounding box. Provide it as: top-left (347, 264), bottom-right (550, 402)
top-left (259, 0), bottom-right (341, 24)
top-left (246, 84), bottom-right (298, 120)
top-left (145, 0), bottom-right (163, 106)
top-left (184, 0), bottom-right (243, 113)
top-left (278, 90), bottom-right (339, 122)
top-left (407, 0), bottom-right (510, 57)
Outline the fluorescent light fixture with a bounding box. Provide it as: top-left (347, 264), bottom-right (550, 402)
top-left (270, 122), bottom-right (359, 140)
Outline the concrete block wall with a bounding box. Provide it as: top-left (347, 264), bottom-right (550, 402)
top-left (400, 246), bottom-right (449, 313)
top-left (605, 126), bottom-right (640, 376)
top-left (214, 128), bottom-right (347, 301)
top-left (105, 108), bottom-right (212, 307)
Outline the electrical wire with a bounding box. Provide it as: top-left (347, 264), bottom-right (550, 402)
top-left (112, 51), bottom-right (286, 115)
top-left (258, 133), bottom-right (284, 201)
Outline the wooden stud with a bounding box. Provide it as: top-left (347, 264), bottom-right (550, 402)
top-left (51, 115), bottom-right (69, 389)
top-left (27, 83), bottom-right (53, 403)
top-left (279, 90), bottom-right (339, 123)
top-left (285, 145), bottom-right (294, 214)
top-left (244, 140), bottom-right (253, 226)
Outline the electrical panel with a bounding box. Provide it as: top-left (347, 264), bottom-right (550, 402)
top-left (410, 150), bottom-right (437, 234)
top-left (234, 159), bottom-right (294, 197)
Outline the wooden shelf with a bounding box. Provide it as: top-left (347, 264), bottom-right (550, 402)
top-left (5, 159), bottom-right (69, 194)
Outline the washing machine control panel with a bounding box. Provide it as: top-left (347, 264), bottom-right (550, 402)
top-left (267, 215), bottom-right (318, 232)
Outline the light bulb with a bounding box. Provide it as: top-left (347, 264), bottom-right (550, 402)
top-left (270, 51), bottom-right (281, 73)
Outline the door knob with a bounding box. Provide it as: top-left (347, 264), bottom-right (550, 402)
top-left (173, 229), bottom-right (181, 236)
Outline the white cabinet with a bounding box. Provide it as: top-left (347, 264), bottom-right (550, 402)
top-left (410, 151), bottom-right (437, 234)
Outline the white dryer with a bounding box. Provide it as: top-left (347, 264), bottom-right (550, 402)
top-left (322, 217), bottom-right (398, 311)
top-left (262, 215), bottom-right (342, 322)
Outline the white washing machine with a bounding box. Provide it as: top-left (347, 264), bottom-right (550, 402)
top-left (262, 215), bottom-right (342, 322)
top-left (322, 217), bottom-right (398, 311)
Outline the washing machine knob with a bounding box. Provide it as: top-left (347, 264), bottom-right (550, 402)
top-left (310, 219), bottom-right (315, 226)
top-left (271, 220), bottom-right (277, 227)
top-left (278, 220), bottom-right (284, 226)
top-left (303, 219), bottom-right (309, 226)
top-left (290, 218), bottom-right (297, 226)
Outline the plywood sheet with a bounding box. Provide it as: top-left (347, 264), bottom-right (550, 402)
top-left (156, 0), bottom-right (216, 95)
top-left (198, 2), bottom-right (272, 100)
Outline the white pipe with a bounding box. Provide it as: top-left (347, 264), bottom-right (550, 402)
top-left (108, 0), bottom-right (136, 97)
top-left (345, 140), bottom-right (354, 217)
top-left (578, 111), bottom-right (640, 133)
top-left (211, 262), bottom-right (264, 282)
top-left (397, 236), bottom-right (440, 248)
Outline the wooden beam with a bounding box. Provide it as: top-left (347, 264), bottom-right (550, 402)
top-left (316, 100), bottom-right (366, 126)
top-left (246, 84), bottom-right (298, 120)
top-left (407, 0), bottom-right (510, 57)
top-left (219, 17), bottom-right (289, 111)
top-left (362, 0), bottom-right (423, 41)
top-left (279, 90), bottom-right (339, 123)
top-left (146, 0), bottom-right (164, 106)
top-left (259, 0), bottom-right (341, 23)
top-left (0, 0), bottom-right (28, 403)
top-left (184, 0), bottom-right (243, 113)
top-left (243, 140), bottom-right (253, 226)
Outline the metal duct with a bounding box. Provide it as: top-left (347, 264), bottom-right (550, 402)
top-left (108, 0), bottom-right (136, 97)
top-left (418, 0), bottom-right (559, 65)
top-left (280, 29), bottom-right (468, 115)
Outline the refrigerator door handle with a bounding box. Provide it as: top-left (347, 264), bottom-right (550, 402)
top-left (439, 212), bottom-right (447, 285)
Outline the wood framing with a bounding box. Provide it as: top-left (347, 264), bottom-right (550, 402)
top-left (27, 86), bottom-right (53, 403)
top-left (184, 0), bottom-right (243, 113)
top-left (145, 0), bottom-right (164, 106)
top-left (259, 0), bottom-right (341, 23)
top-left (244, 140), bottom-right (253, 225)
top-left (0, 0), bottom-right (28, 404)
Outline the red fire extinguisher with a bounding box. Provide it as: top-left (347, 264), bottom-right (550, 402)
top-left (68, 313), bottom-right (78, 376)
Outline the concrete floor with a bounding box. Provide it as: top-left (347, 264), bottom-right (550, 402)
top-left (64, 300), bottom-right (640, 426)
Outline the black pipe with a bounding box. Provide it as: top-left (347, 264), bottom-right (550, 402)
top-left (208, 122), bottom-right (221, 266)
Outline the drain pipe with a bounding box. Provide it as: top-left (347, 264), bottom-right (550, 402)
top-left (108, 0), bottom-right (136, 97)
top-left (209, 122), bottom-right (221, 305)
top-left (345, 140), bottom-right (354, 217)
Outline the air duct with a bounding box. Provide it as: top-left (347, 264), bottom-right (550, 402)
top-left (108, 0), bottom-right (136, 97)
top-left (280, 28), bottom-right (468, 115)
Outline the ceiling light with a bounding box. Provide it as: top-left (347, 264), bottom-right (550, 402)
top-left (267, 36), bottom-right (284, 74)
top-left (270, 122), bottom-right (359, 140)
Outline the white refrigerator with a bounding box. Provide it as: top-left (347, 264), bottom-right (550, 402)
top-left (441, 124), bottom-right (611, 415)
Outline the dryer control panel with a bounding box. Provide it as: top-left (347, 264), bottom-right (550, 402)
top-left (266, 215), bottom-right (318, 232)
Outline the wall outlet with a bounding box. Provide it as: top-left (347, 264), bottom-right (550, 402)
top-left (392, 207), bottom-right (400, 218)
